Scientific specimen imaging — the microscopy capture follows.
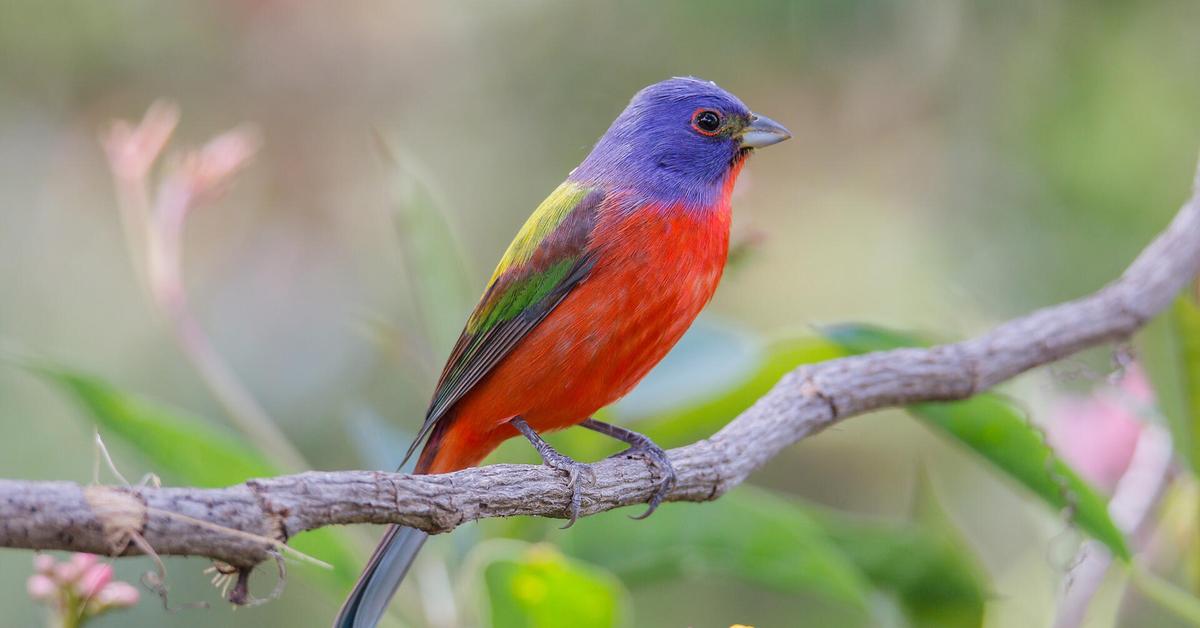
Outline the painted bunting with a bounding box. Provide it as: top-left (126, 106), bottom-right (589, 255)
top-left (335, 77), bottom-right (790, 627)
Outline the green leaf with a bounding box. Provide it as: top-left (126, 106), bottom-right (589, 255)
top-left (915, 398), bottom-right (1128, 559)
top-left (483, 543), bottom-right (628, 628)
top-left (1170, 296), bottom-right (1200, 474)
top-left (821, 322), bottom-right (935, 353)
top-left (823, 469), bottom-right (988, 628)
top-left (820, 519), bottom-right (986, 627)
top-left (544, 487), bottom-right (987, 627)
top-left (30, 365), bottom-right (276, 487)
top-left (825, 324), bottom-right (1131, 561)
top-left (555, 493), bottom-right (871, 610)
top-left (24, 363), bottom-right (361, 588)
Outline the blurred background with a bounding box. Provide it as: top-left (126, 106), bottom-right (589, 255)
top-left (2, 1), bottom-right (1200, 627)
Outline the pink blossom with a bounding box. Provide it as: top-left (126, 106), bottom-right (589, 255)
top-left (54, 553), bottom-right (99, 583)
top-left (1047, 364), bottom-right (1152, 492)
top-left (26, 575), bottom-right (56, 601)
top-left (102, 101), bottom-right (180, 181)
top-left (75, 563), bottom-right (114, 599)
top-left (94, 582), bottom-right (140, 609)
top-left (32, 554), bottom-right (56, 576)
top-left (28, 553), bottom-right (142, 618)
top-left (162, 125), bottom-right (261, 206)
top-left (69, 553), bottom-right (100, 571)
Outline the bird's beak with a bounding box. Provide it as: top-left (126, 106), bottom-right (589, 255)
top-left (740, 114), bottom-right (791, 149)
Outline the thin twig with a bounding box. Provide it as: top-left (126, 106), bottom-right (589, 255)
top-left (1053, 425), bottom-right (1175, 628)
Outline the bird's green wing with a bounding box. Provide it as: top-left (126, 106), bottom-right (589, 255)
top-left (401, 181), bottom-right (605, 466)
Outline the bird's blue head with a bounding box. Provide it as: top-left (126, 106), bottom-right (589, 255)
top-left (572, 77), bottom-right (790, 208)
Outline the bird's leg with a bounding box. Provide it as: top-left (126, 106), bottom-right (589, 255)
top-left (579, 418), bottom-right (677, 520)
top-left (510, 416), bottom-right (595, 529)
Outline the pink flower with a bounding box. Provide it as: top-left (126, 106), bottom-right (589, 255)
top-left (1046, 364), bottom-right (1152, 492)
top-left (158, 125), bottom-right (260, 210)
top-left (28, 553), bottom-right (142, 617)
top-left (94, 582), bottom-right (140, 609)
top-left (144, 122), bottom-right (260, 311)
top-left (188, 128), bottom-right (261, 196)
top-left (26, 575), bottom-right (56, 601)
top-left (102, 101), bottom-right (180, 181)
top-left (54, 553), bottom-right (99, 584)
top-left (75, 563), bottom-right (114, 599)
top-left (32, 554), bottom-right (56, 576)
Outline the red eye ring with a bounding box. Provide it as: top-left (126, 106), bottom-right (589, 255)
top-left (691, 108), bottom-right (723, 136)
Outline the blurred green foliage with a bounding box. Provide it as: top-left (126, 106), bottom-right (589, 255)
top-left (482, 544), bottom-right (628, 628)
top-left (28, 364), bottom-right (277, 487)
top-left (1171, 296), bottom-right (1200, 475)
top-left (554, 487), bottom-right (989, 627)
top-left (24, 364), bottom-right (361, 591)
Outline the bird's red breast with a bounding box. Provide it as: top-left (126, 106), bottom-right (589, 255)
top-left (420, 165), bottom-right (740, 474)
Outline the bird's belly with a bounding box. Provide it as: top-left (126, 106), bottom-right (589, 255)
top-left (522, 261), bottom-right (718, 427)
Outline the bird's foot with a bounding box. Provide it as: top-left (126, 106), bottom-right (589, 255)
top-left (538, 447), bottom-right (596, 529)
top-left (580, 418), bottom-right (677, 520)
top-left (618, 439), bottom-right (677, 520)
top-left (510, 416), bottom-right (596, 528)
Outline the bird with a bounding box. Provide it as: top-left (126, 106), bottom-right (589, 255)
top-left (335, 76), bottom-right (790, 628)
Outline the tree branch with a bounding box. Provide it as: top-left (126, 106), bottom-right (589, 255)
top-left (3, 158), bottom-right (1200, 594)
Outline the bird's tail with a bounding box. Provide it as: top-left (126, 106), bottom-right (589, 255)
top-left (332, 524), bottom-right (428, 628)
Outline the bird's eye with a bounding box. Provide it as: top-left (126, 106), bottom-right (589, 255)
top-left (691, 109), bottom-right (723, 136)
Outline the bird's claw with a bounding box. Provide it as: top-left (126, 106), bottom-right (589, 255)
top-left (539, 448), bottom-right (596, 529)
top-left (617, 441), bottom-right (677, 520)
